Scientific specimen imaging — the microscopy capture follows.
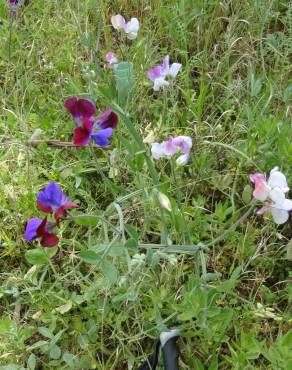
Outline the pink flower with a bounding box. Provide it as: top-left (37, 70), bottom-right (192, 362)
top-left (250, 167), bottom-right (292, 224)
top-left (105, 52), bottom-right (118, 69)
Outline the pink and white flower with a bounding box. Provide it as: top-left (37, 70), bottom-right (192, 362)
top-left (148, 55), bottom-right (182, 91)
top-left (250, 167), bottom-right (292, 224)
top-left (111, 14), bottom-right (139, 40)
top-left (105, 52), bottom-right (118, 69)
top-left (151, 136), bottom-right (192, 165)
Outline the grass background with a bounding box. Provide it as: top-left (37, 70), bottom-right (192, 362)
top-left (0, 0), bottom-right (292, 369)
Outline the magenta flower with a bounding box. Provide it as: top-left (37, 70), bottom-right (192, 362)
top-left (97, 109), bottom-right (118, 129)
top-left (148, 55), bottom-right (182, 91)
top-left (37, 182), bottom-right (79, 221)
top-left (250, 167), bottom-right (292, 224)
top-left (25, 217), bottom-right (59, 248)
top-left (64, 97), bottom-right (96, 126)
top-left (151, 136), bottom-right (192, 165)
top-left (64, 97), bottom-right (118, 147)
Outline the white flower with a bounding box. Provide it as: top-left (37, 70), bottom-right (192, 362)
top-left (124, 18), bottom-right (139, 40)
top-left (111, 15), bottom-right (139, 40)
top-left (251, 167), bottom-right (292, 224)
top-left (151, 135), bottom-right (192, 165)
top-left (147, 55), bottom-right (182, 91)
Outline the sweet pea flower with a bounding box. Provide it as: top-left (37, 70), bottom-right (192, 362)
top-left (37, 182), bottom-right (79, 221)
top-left (250, 167), bottom-right (292, 224)
top-left (25, 217), bottom-right (59, 247)
top-left (111, 14), bottom-right (139, 40)
top-left (64, 97), bottom-right (96, 126)
top-left (7, 0), bottom-right (23, 6)
top-left (151, 135), bottom-right (192, 165)
top-left (148, 55), bottom-right (182, 91)
top-left (64, 97), bottom-right (118, 147)
top-left (105, 52), bottom-right (118, 69)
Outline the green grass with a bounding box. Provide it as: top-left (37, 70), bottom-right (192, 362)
top-left (0, 0), bottom-right (292, 369)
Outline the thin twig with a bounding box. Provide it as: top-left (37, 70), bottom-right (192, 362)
top-left (28, 140), bottom-right (107, 149)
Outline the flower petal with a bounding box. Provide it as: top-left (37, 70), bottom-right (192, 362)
top-left (176, 153), bottom-right (190, 165)
top-left (73, 126), bottom-right (91, 146)
top-left (153, 77), bottom-right (169, 91)
top-left (151, 143), bottom-right (165, 159)
top-left (97, 109), bottom-right (118, 129)
top-left (168, 63), bottom-right (182, 78)
top-left (268, 167), bottom-right (289, 192)
top-left (151, 143), bottom-right (164, 159)
top-left (64, 98), bottom-right (96, 120)
top-left (41, 233), bottom-right (59, 248)
top-left (281, 199), bottom-right (292, 211)
top-left (269, 188), bottom-right (286, 205)
top-left (37, 200), bottom-right (53, 214)
top-left (111, 14), bottom-right (126, 30)
top-left (249, 173), bottom-right (269, 201)
top-left (37, 182), bottom-right (64, 209)
top-left (173, 136), bottom-right (192, 154)
top-left (125, 18), bottom-right (139, 33)
top-left (25, 218), bottom-right (43, 241)
top-left (161, 55), bottom-right (170, 76)
top-left (91, 128), bottom-right (113, 147)
top-left (270, 208), bottom-right (289, 225)
top-left (147, 66), bottom-right (163, 81)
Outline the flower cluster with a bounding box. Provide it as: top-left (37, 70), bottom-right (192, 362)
top-left (151, 136), bottom-right (192, 165)
top-left (148, 55), bottom-right (182, 91)
top-left (111, 14), bottom-right (139, 40)
top-left (250, 167), bottom-right (292, 224)
top-left (64, 98), bottom-right (118, 147)
top-left (25, 182), bottom-right (79, 247)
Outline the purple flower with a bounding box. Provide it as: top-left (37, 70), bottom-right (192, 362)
top-left (91, 127), bottom-right (113, 147)
top-left (7, 0), bottom-right (23, 6)
top-left (148, 55), bottom-right (182, 91)
top-left (37, 182), bottom-right (79, 221)
top-left (64, 97), bottom-right (97, 126)
top-left (64, 97), bottom-right (118, 147)
top-left (25, 217), bottom-right (59, 248)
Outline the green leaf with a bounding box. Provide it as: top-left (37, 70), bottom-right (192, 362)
top-left (62, 352), bottom-right (75, 368)
top-left (125, 224), bottom-right (139, 241)
top-left (80, 250), bottom-right (100, 264)
top-left (100, 260), bottom-right (118, 284)
top-left (242, 185), bottom-right (252, 204)
top-left (27, 354), bottom-right (36, 370)
top-left (38, 327), bottom-right (54, 339)
top-left (124, 238), bottom-right (138, 253)
top-left (74, 215), bottom-right (99, 227)
top-left (108, 244), bottom-right (124, 257)
top-left (49, 345), bottom-right (61, 360)
top-left (114, 62), bottom-right (134, 103)
top-left (25, 249), bottom-right (49, 265)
